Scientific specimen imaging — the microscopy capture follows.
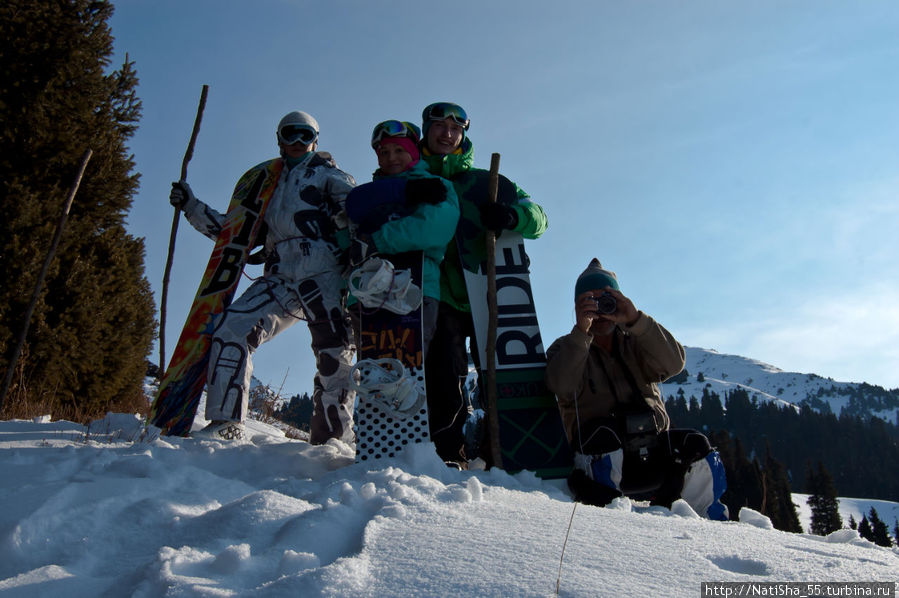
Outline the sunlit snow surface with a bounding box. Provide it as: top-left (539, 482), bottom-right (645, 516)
top-left (0, 414), bottom-right (896, 597)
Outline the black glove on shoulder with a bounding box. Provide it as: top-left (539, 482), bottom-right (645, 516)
top-left (405, 178), bottom-right (446, 206)
top-left (479, 202), bottom-right (519, 232)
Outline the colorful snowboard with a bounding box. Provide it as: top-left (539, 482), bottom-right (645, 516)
top-left (452, 170), bottom-right (573, 479)
top-left (346, 179), bottom-right (430, 464)
top-left (149, 159), bottom-right (283, 436)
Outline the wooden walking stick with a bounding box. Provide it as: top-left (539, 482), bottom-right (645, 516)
top-left (485, 153), bottom-right (503, 469)
top-left (159, 84), bottom-right (208, 377)
top-left (0, 149), bottom-right (93, 410)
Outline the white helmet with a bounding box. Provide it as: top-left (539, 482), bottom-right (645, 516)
top-left (276, 111), bottom-right (319, 146)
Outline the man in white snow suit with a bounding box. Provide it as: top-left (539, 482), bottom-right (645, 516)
top-left (545, 259), bottom-right (729, 520)
top-left (419, 102), bottom-right (548, 467)
top-left (170, 110), bottom-right (356, 443)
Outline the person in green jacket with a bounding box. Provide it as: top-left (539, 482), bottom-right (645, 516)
top-left (419, 102), bottom-right (547, 466)
top-left (346, 120), bottom-right (459, 357)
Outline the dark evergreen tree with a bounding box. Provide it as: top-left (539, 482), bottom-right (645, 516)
top-left (711, 431), bottom-right (763, 521)
top-left (665, 393), bottom-right (689, 426)
top-left (892, 519), bottom-right (899, 547)
top-left (805, 462), bottom-right (842, 535)
top-left (762, 444), bottom-right (802, 533)
top-left (275, 393), bottom-right (313, 431)
top-left (857, 516), bottom-right (873, 542)
top-left (665, 369), bottom-right (688, 384)
top-left (700, 389), bottom-right (725, 431)
top-left (724, 388), bottom-right (755, 440)
top-left (848, 514), bottom-right (857, 530)
top-left (0, 0), bottom-right (155, 418)
top-left (681, 383), bottom-right (899, 502)
top-left (866, 508), bottom-right (892, 547)
top-left (684, 396), bottom-right (702, 430)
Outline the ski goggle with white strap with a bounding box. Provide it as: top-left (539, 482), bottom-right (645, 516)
top-left (277, 124), bottom-right (318, 146)
top-left (370, 120), bottom-right (421, 148)
top-left (422, 102), bottom-right (470, 130)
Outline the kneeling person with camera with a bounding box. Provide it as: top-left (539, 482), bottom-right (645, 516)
top-left (545, 259), bottom-right (728, 520)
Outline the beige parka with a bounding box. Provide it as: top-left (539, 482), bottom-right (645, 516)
top-left (545, 312), bottom-right (686, 451)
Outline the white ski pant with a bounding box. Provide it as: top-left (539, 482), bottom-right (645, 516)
top-left (205, 272), bottom-right (355, 444)
top-left (680, 452), bottom-right (729, 520)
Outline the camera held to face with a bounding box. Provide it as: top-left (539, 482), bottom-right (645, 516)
top-left (593, 291), bottom-right (617, 315)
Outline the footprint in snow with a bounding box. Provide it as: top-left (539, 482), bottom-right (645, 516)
top-left (708, 555), bottom-right (771, 576)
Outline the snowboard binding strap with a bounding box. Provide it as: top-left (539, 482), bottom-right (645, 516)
top-left (349, 358), bottom-right (425, 419)
top-left (348, 258), bottom-right (422, 315)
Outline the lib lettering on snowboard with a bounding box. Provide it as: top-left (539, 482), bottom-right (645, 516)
top-left (149, 159), bottom-right (283, 436)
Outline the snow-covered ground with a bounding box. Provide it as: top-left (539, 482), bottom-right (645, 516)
top-left (1, 413), bottom-right (896, 597)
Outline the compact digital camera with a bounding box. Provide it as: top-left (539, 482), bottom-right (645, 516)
top-left (593, 291), bottom-right (617, 315)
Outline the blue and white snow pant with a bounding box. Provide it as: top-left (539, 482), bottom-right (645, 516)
top-left (573, 427), bottom-right (729, 520)
top-left (205, 271), bottom-right (356, 444)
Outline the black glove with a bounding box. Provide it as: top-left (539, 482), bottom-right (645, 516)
top-left (405, 178), bottom-right (446, 206)
top-left (350, 232), bottom-right (377, 265)
top-left (479, 202), bottom-right (519, 232)
top-left (170, 181), bottom-right (197, 209)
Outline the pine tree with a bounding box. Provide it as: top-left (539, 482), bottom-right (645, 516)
top-left (711, 431), bottom-right (762, 520)
top-left (275, 393), bottom-right (314, 431)
top-left (700, 389), bottom-right (725, 431)
top-left (0, 0), bottom-right (156, 418)
top-left (805, 461), bottom-right (842, 535)
top-left (866, 508), bottom-right (892, 547)
top-left (848, 514), bottom-right (857, 530)
top-left (762, 445), bottom-right (802, 533)
top-left (858, 516), bottom-right (873, 542)
top-left (892, 519), bottom-right (899, 547)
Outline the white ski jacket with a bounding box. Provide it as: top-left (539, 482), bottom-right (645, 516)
top-left (182, 152), bottom-right (356, 283)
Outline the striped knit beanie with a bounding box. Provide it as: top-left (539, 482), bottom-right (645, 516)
top-left (574, 258), bottom-right (619, 300)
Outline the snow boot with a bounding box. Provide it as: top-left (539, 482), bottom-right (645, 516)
top-left (197, 420), bottom-right (246, 441)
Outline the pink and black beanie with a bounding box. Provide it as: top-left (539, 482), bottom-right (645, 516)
top-left (378, 136), bottom-right (420, 165)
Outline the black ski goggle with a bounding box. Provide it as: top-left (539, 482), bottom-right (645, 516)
top-left (278, 124), bottom-right (318, 146)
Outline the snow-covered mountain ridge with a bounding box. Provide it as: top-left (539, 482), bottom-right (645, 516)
top-left (661, 347), bottom-right (899, 424)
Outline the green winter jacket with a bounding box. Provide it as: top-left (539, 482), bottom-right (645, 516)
top-left (423, 137), bottom-right (548, 313)
top-left (351, 160), bottom-right (459, 302)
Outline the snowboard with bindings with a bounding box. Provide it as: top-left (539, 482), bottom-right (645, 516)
top-left (346, 178), bottom-right (430, 464)
top-left (451, 169), bottom-right (573, 479)
top-left (149, 159), bottom-right (283, 436)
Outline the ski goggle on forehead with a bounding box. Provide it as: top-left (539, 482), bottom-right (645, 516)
top-left (371, 120), bottom-right (421, 148)
top-left (277, 124), bottom-right (318, 146)
top-left (423, 102), bottom-right (470, 130)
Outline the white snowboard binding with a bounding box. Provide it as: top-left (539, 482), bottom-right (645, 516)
top-left (349, 358), bottom-right (425, 419)
top-left (348, 258), bottom-right (423, 315)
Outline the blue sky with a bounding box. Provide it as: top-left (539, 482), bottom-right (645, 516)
top-left (110, 0), bottom-right (899, 395)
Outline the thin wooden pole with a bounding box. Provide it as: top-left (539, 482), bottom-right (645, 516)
top-left (0, 149), bottom-right (93, 409)
top-left (485, 153), bottom-right (502, 469)
top-left (159, 84), bottom-right (208, 377)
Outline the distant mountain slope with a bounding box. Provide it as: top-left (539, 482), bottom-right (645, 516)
top-left (661, 347), bottom-right (899, 424)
